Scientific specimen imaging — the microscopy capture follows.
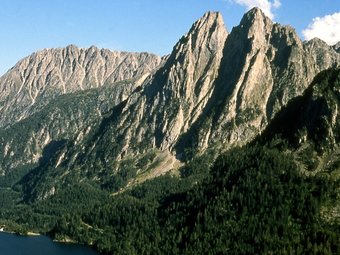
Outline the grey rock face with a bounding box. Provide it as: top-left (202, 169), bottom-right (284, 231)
top-left (0, 45), bottom-right (162, 128)
top-left (118, 11), bottom-right (229, 152)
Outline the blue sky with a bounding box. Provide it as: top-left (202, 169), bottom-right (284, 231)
top-left (0, 0), bottom-right (339, 75)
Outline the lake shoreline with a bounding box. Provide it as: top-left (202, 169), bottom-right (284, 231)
top-left (1, 226), bottom-right (76, 243)
top-left (0, 231), bottom-right (100, 254)
top-left (0, 229), bottom-right (40, 237)
top-left (0, 228), bottom-right (81, 246)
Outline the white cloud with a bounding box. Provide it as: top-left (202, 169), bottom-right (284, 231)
top-left (302, 12), bottom-right (340, 45)
top-left (231, 0), bottom-right (281, 19)
top-left (272, 0), bottom-right (281, 9)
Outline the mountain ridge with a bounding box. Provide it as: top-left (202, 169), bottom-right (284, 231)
top-left (0, 7), bottom-right (339, 198)
top-left (0, 45), bottom-right (163, 128)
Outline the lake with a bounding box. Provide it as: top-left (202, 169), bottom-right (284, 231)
top-left (0, 232), bottom-right (100, 255)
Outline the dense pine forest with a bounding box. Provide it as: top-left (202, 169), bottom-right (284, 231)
top-left (0, 141), bottom-right (339, 254)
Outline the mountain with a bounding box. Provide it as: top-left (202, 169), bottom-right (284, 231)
top-left (0, 46), bottom-right (163, 179)
top-left (0, 45), bottom-right (162, 128)
top-left (0, 11), bottom-right (229, 192)
top-left (1, 8), bottom-right (340, 199)
top-left (179, 8), bottom-right (340, 150)
top-left (73, 7), bottom-right (340, 160)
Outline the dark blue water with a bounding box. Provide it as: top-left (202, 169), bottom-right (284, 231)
top-left (0, 232), bottom-right (100, 255)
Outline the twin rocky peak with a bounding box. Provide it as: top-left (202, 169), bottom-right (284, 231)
top-left (0, 8), bottom-right (339, 193)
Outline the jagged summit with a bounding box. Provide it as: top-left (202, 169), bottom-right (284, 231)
top-left (239, 7), bottom-right (272, 26)
top-left (168, 11), bottom-right (227, 63)
top-left (246, 6), bottom-right (266, 15)
top-left (160, 11), bottom-right (228, 99)
top-left (237, 7), bottom-right (300, 46)
top-left (188, 11), bottom-right (226, 34)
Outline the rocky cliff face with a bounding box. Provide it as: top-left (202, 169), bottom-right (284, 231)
top-left (78, 8), bottom-right (339, 163)
top-left (110, 11), bottom-right (228, 153)
top-left (0, 45), bottom-right (162, 128)
top-left (185, 8), bottom-right (340, 150)
top-left (1, 8), bottom-right (340, 199)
